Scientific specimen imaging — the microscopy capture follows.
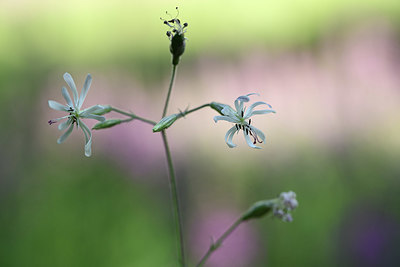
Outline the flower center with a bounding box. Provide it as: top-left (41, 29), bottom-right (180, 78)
top-left (234, 119), bottom-right (263, 145)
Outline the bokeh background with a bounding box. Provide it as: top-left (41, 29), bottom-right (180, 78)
top-left (1, 0), bottom-right (400, 266)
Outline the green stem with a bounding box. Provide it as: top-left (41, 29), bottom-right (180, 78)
top-left (176, 103), bottom-right (211, 119)
top-left (196, 217), bottom-right (244, 267)
top-left (161, 130), bottom-right (185, 267)
top-left (161, 64), bottom-right (185, 267)
top-left (162, 64), bottom-right (177, 117)
top-left (111, 107), bottom-right (156, 125)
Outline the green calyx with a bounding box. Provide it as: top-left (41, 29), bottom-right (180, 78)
top-left (170, 34), bottom-right (186, 66)
top-left (92, 119), bottom-right (122, 130)
top-left (210, 102), bottom-right (228, 115)
top-left (92, 105), bottom-right (112, 116)
top-left (241, 200), bottom-right (276, 221)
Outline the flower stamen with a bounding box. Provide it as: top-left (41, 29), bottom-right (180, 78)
top-left (249, 128), bottom-right (263, 144)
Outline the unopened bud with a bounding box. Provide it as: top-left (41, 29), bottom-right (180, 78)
top-left (152, 114), bottom-right (179, 132)
top-left (92, 119), bottom-right (122, 130)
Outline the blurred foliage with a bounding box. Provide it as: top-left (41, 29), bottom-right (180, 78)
top-left (0, 157), bottom-right (174, 267)
top-left (184, 142), bottom-right (400, 265)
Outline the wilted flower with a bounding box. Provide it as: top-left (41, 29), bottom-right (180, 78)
top-left (162, 7), bottom-right (188, 65)
top-left (213, 93), bottom-right (276, 149)
top-left (48, 73), bottom-right (106, 157)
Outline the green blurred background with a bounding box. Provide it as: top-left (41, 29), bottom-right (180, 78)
top-left (1, 0), bottom-right (400, 266)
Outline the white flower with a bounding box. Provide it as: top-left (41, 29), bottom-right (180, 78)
top-left (273, 191), bottom-right (299, 222)
top-left (280, 191), bottom-right (298, 210)
top-left (213, 93), bottom-right (276, 149)
top-left (48, 73), bottom-right (106, 157)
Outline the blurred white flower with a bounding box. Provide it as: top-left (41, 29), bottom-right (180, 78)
top-left (273, 191), bottom-right (298, 222)
top-left (48, 73), bottom-right (106, 157)
top-left (213, 93), bottom-right (275, 149)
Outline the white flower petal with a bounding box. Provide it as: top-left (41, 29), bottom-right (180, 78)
top-left (248, 109), bottom-right (276, 117)
top-left (58, 118), bottom-right (72, 130)
top-left (234, 98), bottom-right (245, 114)
top-left (81, 114), bottom-right (105, 122)
top-left (244, 101), bottom-right (271, 118)
top-left (245, 93), bottom-right (259, 97)
top-left (213, 115), bottom-right (238, 123)
top-left (80, 105), bottom-right (105, 117)
top-left (236, 95), bottom-right (250, 103)
top-left (80, 121), bottom-right (92, 157)
top-left (63, 72), bottom-right (79, 106)
top-left (234, 93), bottom-right (259, 112)
top-left (225, 126), bottom-right (238, 148)
top-left (243, 130), bottom-right (261, 149)
top-left (78, 74), bottom-right (92, 109)
top-left (221, 106), bottom-right (238, 117)
top-left (57, 123), bottom-right (74, 144)
top-left (61, 87), bottom-right (74, 107)
top-left (48, 100), bottom-right (68, 111)
top-left (250, 125), bottom-right (266, 143)
top-left (234, 99), bottom-right (241, 113)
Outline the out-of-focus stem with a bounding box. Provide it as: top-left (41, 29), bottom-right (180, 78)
top-left (162, 64), bottom-right (177, 117)
top-left (161, 64), bottom-right (185, 267)
top-left (196, 217), bottom-right (243, 267)
top-left (111, 107), bottom-right (156, 125)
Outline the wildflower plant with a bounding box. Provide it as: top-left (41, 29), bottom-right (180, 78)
top-left (47, 7), bottom-right (298, 267)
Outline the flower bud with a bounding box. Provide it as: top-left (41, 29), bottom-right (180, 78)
top-left (152, 114), bottom-right (179, 132)
top-left (92, 119), bottom-right (122, 130)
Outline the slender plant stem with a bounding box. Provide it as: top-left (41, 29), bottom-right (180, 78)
top-left (161, 130), bottom-right (185, 267)
top-left (161, 64), bottom-right (185, 267)
top-left (111, 107), bottom-right (156, 125)
top-left (162, 64), bottom-right (177, 117)
top-left (196, 217), bottom-right (244, 267)
top-left (177, 103), bottom-right (211, 118)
